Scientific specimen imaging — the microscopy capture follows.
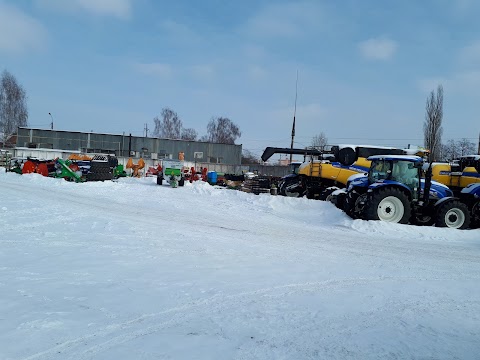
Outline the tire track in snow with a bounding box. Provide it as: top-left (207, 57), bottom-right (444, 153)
top-left (19, 275), bottom-right (480, 360)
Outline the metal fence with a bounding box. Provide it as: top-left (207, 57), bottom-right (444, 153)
top-left (16, 128), bottom-right (242, 165)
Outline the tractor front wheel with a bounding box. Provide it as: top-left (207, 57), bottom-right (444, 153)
top-left (364, 188), bottom-right (411, 224)
top-left (435, 201), bottom-right (470, 229)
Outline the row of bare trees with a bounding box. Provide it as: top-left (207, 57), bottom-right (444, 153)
top-left (152, 107), bottom-right (241, 145)
top-left (0, 70), bottom-right (28, 145)
top-left (306, 85), bottom-right (474, 165)
top-left (442, 138), bottom-right (477, 160)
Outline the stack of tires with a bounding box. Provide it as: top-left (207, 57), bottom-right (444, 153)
top-left (86, 155), bottom-right (114, 181)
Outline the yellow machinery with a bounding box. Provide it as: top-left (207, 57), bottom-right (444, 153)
top-left (262, 145), bottom-right (428, 199)
top-left (431, 155), bottom-right (480, 194)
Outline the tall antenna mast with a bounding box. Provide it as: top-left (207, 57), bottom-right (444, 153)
top-left (289, 70), bottom-right (298, 163)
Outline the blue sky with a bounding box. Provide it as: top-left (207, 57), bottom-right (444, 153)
top-left (1, 0), bottom-right (479, 157)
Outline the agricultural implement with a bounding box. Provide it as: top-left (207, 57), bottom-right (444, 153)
top-left (126, 158), bottom-right (145, 178)
top-left (157, 159), bottom-right (185, 186)
top-left (21, 158), bottom-right (84, 182)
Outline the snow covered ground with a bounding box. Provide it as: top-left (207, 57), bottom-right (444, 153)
top-left (1, 169), bottom-right (479, 360)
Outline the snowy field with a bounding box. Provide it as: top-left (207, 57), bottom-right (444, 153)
top-left (1, 169), bottom-right (480, 360)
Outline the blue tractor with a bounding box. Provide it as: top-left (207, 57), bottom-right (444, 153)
top-left (341, 155), bottom-right (471, 229)
top-left (460, 183), bottom-right (480, 228)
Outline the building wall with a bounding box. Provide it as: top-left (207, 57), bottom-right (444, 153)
top-left (16, 128), bottom-right (242, 165)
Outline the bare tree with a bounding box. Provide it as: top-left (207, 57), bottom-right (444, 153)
top-left (311, 132), bottom-right (328, 149)
top-left (204, 117), bottom-right (241, 144)
top-left (0, 70), bottom-right (28, 145)
top-left (458, 138), bottom-right (476, 156)
top-left (152, 108), bottom-right (182, 139)
top-left (423, 85), bottom-right (443, 161)
top-left (181, 128), bottom-right (197, 141)
top-left (443, 139), bottom-right (458, 161)
top-left (241, 149), bottom-right (260, 164)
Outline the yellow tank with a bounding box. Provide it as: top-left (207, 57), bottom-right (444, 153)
top-left (431, 162), bottom-right (480, 191)
top-left (298, 157), bottom-right (371, 186)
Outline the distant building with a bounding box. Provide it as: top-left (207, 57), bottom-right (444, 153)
top-left (15, 127), bottom-right (242, 165)
top-left (0, 134), bottom-right (17, 148)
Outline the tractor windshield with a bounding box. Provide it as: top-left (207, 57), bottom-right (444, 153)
top-left (392, 161), bottom-right (419, 189)
top-left (369, 159), bottom-right (392, 182)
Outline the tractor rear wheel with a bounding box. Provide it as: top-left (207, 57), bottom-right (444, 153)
top-left (364, 188), bottom-right (411, 224)
top-left (319, 187), bottom-right (337, 201)
top-left (471, 201), bottom-right (480, 228)
top-left (435, 200), bottom-right (470, 229)
top-left (282, 178), bottom-right (305, 197)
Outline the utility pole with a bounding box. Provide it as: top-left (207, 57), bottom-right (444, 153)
top-left (48, 113), bottom-right (54, 130)
top-left (144, 123), bottom-right (149, 137)
top-left (289, 70), bottom-right (298, 163)
top-left (476, 132), bottom-right (480, 154)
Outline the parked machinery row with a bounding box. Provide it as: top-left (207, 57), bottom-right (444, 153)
top-left (261, 145), bottom-right (424, 199)
top-left (7, 154), bottom-right (126, 182)
top-left (262, 145), bottom-right (480, 229)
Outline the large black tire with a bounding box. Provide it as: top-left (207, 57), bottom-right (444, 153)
top-left (364, 187), bottom-right (411, 224)
top-left (89, 161), bottom-right (112, 181)
top-left (278, 180), bottom-right (286, 196)
top-left (337, 147), bottom-right (357, 166)
top-left (435, 200), bottom-right (470, 229)
top-left (86, 172), bottom-right (98, 181)
top-left (178, 178), bottom-right (185, 187)
top-left (90, 161), bottom-right (110, 173)
top-left (108, 156), bottom-right (118, 168)
top-left (471, 201), bottom-right (480, 229)
top-left (319, 187), bottom-right (337, 201)
top-left (334, 192), bottom-right (346, 211)
top-left (344, 190), bottom-right (360, 218)
top-left (282, 178), bottom-right (305, 197)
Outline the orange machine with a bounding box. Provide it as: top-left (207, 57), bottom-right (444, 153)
top-left (126, 158), bottom-right (145, 177)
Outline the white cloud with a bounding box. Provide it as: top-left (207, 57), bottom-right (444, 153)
top-left (248, 65), bottom-right (268, 81)
top-left (268, 103), bottom-right (327, 127)
top-left (36, 0), bottom-right (132, 19)
top-left (358, 37), bottom-right (398, 61)
top-left (417, 77), bottom-right (448, 94)
top-left (0, 2), bottom-right (48, 54)
top-left (134, 63), bottom-right (173, 78)
top-left (160, 20), bottom-right (203, 44)
top-left (418, 71), bottom-right (480, 95)
top-left (458, 41), bottom-right (480, 67)
top-left (190, 65), bottom-right (214, 80)
top-left (243, 44), bottom-right (268, 60)
top-left (243, 1), bottom-right (323, 39)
